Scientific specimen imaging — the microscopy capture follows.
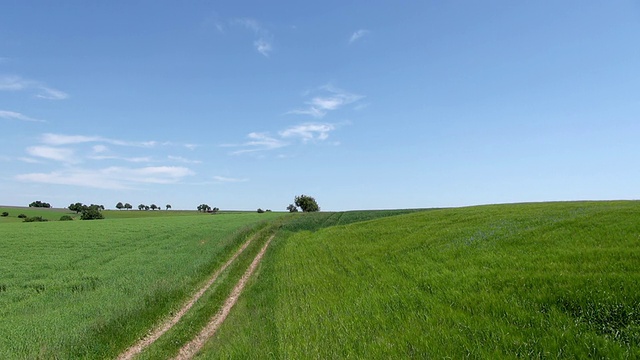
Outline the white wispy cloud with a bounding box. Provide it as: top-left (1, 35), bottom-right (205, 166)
top-left (37, 87), bottom-right (69, 100)
top-left (222, 132), bottom-right (288, 155)
top-left (0, 110), bottom-right (43, 122)
top-left (0, 76), bottom-right (28, 91)
top-left (89, 155), bottom-right (154, 163)
top-left (40, 133), bottom-right (164, 148)
top-left (120, 166), bottom-right (194, 183)
top-left (16, 166), bottom-right (195, 190)
top-left (234, 18), bottom-right (274, 57)
top-left (41, 133), bottom-right (103, 145)
top-left (349, 29), bottom-right (370, 44)
top-left (225, 121), bottom-right (340, 156)
top-left (26, 146), bottom-right (77, 163)
top-left (0, 75), bottom-right (68, 100)
top-left (279, 123), bottom-right (336, 142)
top-left (92, 145), bottom-right (109, 153)
top-left (254, 39), bottom-right (273, 57)
top-left (18, 157), bottom-right (41, 164)
top-left (16, 171), bottom-right (126, 189)
top-left (288, 85), bottom-right (364, 118)
top-left (25, 133), bottom-right (195, 165)
top-left (168, 155), bottom-right (202, 164)
top-left (213, 175), bottom-right (249, 183)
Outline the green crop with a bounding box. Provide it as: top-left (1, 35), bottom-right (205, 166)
top-left (0, 212), bottom-right (282, 359)
top-left (201, 201), bottom-right (640, 358)
top-left (4, 201), bottom-right (640, 359)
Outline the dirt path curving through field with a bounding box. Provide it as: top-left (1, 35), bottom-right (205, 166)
top-left (117, 234), bottom-right (258, 360)
top-left (173, 234), bottom-right (275, 360)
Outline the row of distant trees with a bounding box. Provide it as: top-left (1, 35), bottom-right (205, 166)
top-left (197, 204), bottom-right (219, 213)
top-left (115, 202), bottom-right (172, 211)
top-left (25, 194), bottom-right (320, 216)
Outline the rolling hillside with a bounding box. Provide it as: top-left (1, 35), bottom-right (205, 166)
top-left (202, 201), bottom-right (640, 358)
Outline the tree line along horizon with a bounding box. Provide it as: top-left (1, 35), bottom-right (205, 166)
top-left (18, 194), bottom-right (320, 216)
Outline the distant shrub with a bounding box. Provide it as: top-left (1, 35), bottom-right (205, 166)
top-left (23, 216), bottom-right (48, 222)
top-left (29, 200), bottom-right (51, 208)
top-left (257, 208), bottom-right (265, 213)
top-left (18, 214), bottom-right (27, 219)
top-left (81, 207), bottom-right (104, 220)
top-left (266, 209), bottom-right (272, 212)
top-left (60, 215), bottom-right (74, 221)
top-left (1, 212), bottom-right (8, 217)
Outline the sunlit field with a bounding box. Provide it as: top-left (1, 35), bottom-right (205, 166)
top-left (3, 202), bottom-right (639, 358)
top-left (0, 211), bottom-right (282, 359)
top-left (201, 201), bottom-right (640, 358)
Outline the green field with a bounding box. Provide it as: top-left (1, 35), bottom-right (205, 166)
top-left (1, 201), bottom-right (639, 358)
top-left (0, 211), bottom-right (282, 359)
top-left (200, 201), bottom-right (640, 358)
top-left (0, 206), bottom-right (73, 223)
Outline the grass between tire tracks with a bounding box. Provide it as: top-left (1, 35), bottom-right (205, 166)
top-left (117, 227), bottom-right (263, 359)
top-left (174, 234), bottom-right (275, 359)
top-left (133, 223), bottom-right (280, 359)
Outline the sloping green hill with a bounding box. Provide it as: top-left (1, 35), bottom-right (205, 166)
top-left (202, 201), bottom-right (640, 358)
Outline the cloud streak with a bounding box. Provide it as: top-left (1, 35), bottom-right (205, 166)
top-left (234, 18), bottom-right (274, 57)
top-left (213, 175), bottom-right (248, 183)
top-left (0, 75), bottom-right (68, 100)
top-left (223, 132), bottom-right (288, 155)
top-left (40, 133), bottom-right (162, 148)
top-left (349, 29), bottom-right (370, 44)
top-left (168, 155), bottom-right (202, 164)
top-left (279, 123), bottom-right (336, 142)
top-left (224, 122), bottom-right (340, 155)
top-left (16, 166), bottom-right (195, 190)
top-left (288, 85), bottom-right (364, 118)
top-left (0, 110), bottom-right (43, 122)
top-left (26, 146), bottom-right (77, 163)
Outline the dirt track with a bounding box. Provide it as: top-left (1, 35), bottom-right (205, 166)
top-left (173, 234), bottom-right (275, 360)
top-left (116, 234), bottom-right (258, 360)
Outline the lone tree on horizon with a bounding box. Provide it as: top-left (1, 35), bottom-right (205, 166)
top-left (166, 204), bottom-right (171, 210)
top-left (197, 204), bottom-right (211, 212)
top-left (294, 194), bottom-right (320, 212)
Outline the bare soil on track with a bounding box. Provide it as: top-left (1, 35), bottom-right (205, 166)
top-left (173, 234), bottom-right (275, 360)
top-left (117, 234), bottom-right (258, 360)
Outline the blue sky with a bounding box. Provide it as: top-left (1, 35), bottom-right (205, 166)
top-left (1, 1), bottom-right (639, 211)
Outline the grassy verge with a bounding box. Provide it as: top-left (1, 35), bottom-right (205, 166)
top-left (199, 201), bottom-right (640, 358)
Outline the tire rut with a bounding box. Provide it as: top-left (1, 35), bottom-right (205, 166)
top-left (116, 233), bottom-right (258, 360)
top-left (173, 234), bottom-right (275, 360)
